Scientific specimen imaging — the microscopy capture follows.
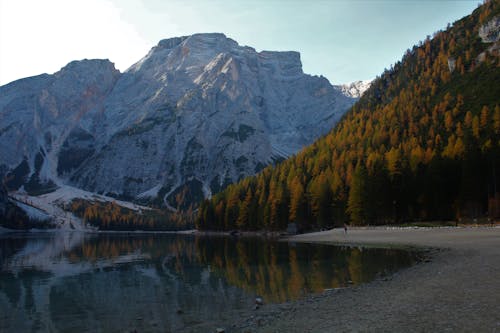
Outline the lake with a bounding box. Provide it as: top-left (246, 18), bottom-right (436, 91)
top-left (0, 233), bottom-right (421, 332)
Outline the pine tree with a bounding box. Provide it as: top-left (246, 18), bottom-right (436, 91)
top-left (347, 163), bottom-right (368, 225)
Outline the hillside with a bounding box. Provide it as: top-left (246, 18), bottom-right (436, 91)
top-left (197, 1), bottom-right (500, 231)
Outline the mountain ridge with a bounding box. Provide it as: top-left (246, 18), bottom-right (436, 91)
top-left (0, 33), bottom-right (357, 210)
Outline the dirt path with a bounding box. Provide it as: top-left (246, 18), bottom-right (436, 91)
top-left (237, 227), bottom-right (500, 332)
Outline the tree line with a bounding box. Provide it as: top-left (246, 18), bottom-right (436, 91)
top-left (68, 199), bottom-right (194, 231)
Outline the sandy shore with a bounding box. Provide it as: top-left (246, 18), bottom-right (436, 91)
top-left (232, 226), bottom-right (500, 332)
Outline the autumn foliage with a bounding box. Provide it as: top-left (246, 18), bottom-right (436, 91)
top-left (197, 1), bottom-right (500, 230)
top-left (68, 199), bottom-right (194, 231)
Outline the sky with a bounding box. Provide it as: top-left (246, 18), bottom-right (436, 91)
top-left (0, 0), bottom-right (480, 86)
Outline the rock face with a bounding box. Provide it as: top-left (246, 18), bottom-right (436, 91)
top-left (448, 57), bottom-right (457, 73)
top-left (334, 80), bottom-right (372, 98)
top-left (479, 16), bottom-right (500, 43)
top-left (0, 59), bottom-right (120, 193)
top-left (477, 16), bottom-right (500, 65)
top-left (0, 33), bottom-right (356, 208)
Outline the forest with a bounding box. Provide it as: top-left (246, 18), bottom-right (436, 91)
top-left (196, 1), bottom-right (500, 231)
top-left (68, 199), bottom-right (194, 231)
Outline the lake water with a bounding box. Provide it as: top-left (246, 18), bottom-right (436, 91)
top-left (0, 233), bottom-right (420, 332)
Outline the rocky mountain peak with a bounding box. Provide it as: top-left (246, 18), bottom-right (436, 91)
top-left (156, 36), bottom-right (189, 51)
top-left (182, 33), bottom-right (238, 49)
top-left (334, 80), bottom-right (372, 98)
top-left (1, 34), bottom-right (358, 209)
top-left (51, 59), bottom-right (121, 104)
top-left (54, 59), bottom-right (120, 88)
top-left (56, 58), bottom-right (119, 74)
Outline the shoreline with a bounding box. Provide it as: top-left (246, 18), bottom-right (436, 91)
top-left (286, 224), bottom-right (500, 248)
top-left (0, 227), bottom-right (284, 237)
top-left (231, 226), bottom-right (500, 332)
top-left (2, 225), bottom-right (499, 331)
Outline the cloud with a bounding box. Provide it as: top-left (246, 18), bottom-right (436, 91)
top-left (0, 0), bottom-right (150, 85)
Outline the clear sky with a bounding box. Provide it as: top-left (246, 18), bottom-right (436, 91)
top-left (0, 0), bottom-right (479, 86)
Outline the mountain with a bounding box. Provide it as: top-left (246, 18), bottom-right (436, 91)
top-left (0, 33), bottom-right (356, 209)
top-left (334, 80), bottom-right (372, 98)
top-left (196, 2), bottom-right (500, 231)
top-left (0, 60), bottom-right (120, 195)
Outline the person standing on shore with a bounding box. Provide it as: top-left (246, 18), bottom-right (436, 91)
top-left (344, 223), bottom-right (348, 234)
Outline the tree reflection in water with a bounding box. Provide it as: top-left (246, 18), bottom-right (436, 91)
top-left (0, 234), bottom-right (420, 332)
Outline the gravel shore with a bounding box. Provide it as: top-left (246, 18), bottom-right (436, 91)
top-left (232, 226), bottom-right (500, 332)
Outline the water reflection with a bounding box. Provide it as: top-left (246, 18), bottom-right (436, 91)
top-left (0, 233), bottom-right (420, 332)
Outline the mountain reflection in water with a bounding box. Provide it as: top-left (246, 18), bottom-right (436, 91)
top-left (0, 233), bottom-right (420, 332)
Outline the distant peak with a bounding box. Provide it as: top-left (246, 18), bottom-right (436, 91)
top-left (53, 59), bottom-right (121, 84)
top-left (134, 33), bottom-right (307, 78)
top-left (335, 79), bottom-right (372, 98)
top-left (58, 59), bottom-right (119, 74)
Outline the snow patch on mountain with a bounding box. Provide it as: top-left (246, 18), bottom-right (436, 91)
top-left (335, 80), bottom-right (372, 98)
top-left (15, 201), bottom-right (51, 221)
